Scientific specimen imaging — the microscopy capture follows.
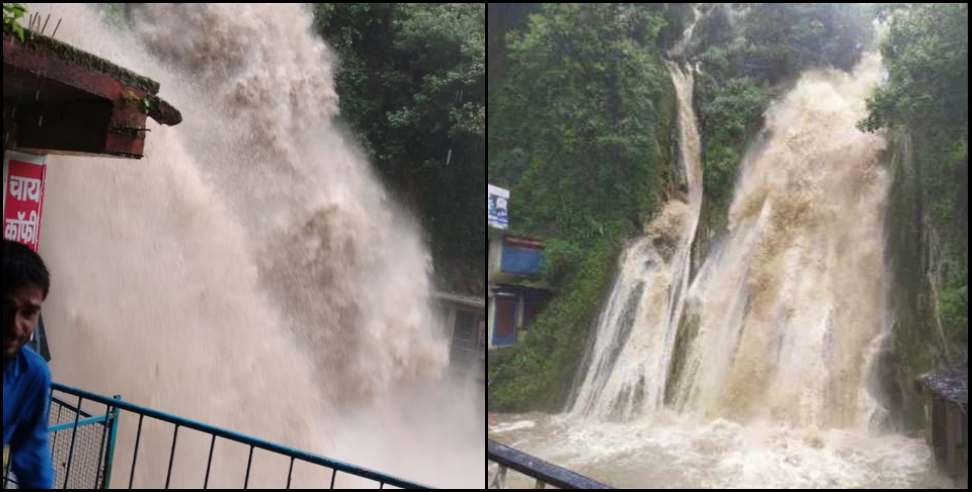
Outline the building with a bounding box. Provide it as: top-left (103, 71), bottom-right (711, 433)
top-left (433, 291), bottom-right (485, 381)
top-left (486, 228), bottom-right (552, 350)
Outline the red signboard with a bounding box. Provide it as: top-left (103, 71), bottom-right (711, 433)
top-left (3, 153), bottom-right (47, 252)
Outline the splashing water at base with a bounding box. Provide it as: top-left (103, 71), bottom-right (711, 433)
top-left (29, 3), bottom-right (482, 488)
top-left (490, 412), bottom-right (953, 488)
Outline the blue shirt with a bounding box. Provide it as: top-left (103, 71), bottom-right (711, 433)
top-left (3, 345), bottom-right (54, 489)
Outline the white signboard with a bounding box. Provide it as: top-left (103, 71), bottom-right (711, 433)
top-left (488, 184), bottom-right (509, 229)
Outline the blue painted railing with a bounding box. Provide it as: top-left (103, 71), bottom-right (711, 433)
top-left (4, 383), bottom-right (431, 489)
top-left (4, 391), bottom-right (121, 489)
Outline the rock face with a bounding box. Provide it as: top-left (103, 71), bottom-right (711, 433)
top-left (880, 129), bottom-right (967, 434)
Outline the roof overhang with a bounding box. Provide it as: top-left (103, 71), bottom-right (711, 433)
top-left (3, 27), bottom-right (181, 159)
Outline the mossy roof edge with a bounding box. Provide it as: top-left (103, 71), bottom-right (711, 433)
top-left (4, 24), bottom-right (160, 95)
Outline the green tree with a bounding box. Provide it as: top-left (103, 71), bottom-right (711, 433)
top-left (860, 3), bottom-right (968, 367)
top-left (488, 4), bottom-right (677, 411)
top-left (859, 3), bottom-right (968, 134)
top-left (492, 3), bottom-right (670, 242)
top-left (314, 4), bottom-right (485, 295)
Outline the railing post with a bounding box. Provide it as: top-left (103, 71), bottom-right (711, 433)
top-left (244, 444), bottom-right (254, 489)
top-left (286, 456), bottom-right (295, 489)
top-left (128, 414), bottom-right (144, 489)
top-left (102, 395), bottom-right (122, 489)
top-left (50, 398), bottom-right (64, 476)
top-left (62, 395), bottom-right (83, 489)
top-left (165, 424), bottom-right (180, 489)
top-left (204, 434), bottom-right (216, 489)
top-left (93, 402), bottom-right (111, 488)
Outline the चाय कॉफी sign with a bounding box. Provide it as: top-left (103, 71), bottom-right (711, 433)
top-left (3, 151), bottom-right (47, 252)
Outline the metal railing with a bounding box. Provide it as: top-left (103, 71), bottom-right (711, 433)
top-left (5, 383), bottom-right (432, 489)
top-left (487, 440), bottom-right (612, 489)
top-left (4, 392), bottom-right (121, 489)
top-left (49, 392), bottom-right (122, 489)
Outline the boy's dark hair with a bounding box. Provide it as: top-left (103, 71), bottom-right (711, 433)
top-left (1, 239), bottom-right (50, 299)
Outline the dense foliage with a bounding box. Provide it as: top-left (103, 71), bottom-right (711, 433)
top-left (859, 4), bottom-right (968, 386)
top-left (866, 3), bottom-right (968, 355)
top-left (490, 4), bottom-right (674, 242)
top-left (487, 3), bottom-right (681, 411)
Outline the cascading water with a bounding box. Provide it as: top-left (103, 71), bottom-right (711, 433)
top-left (666, 53), bottom-right (892, 428)
top-left (656, 55), bottom-right (887, 426)
top-left (570, 61), bottom-right (703, 420)
top-left (29, 3), bottom-right (482, 488)
top-left (573, 50), bottom-right (891, 430)
top-left (492, 49), bottom-right (951, 489)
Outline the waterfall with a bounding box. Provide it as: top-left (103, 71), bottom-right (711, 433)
top-left (571, 61), bottom-right (703, 420)
top-left (31, 3), bottom-right (481, 488)
top-left (573, 52), bottom-right (890, 430)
